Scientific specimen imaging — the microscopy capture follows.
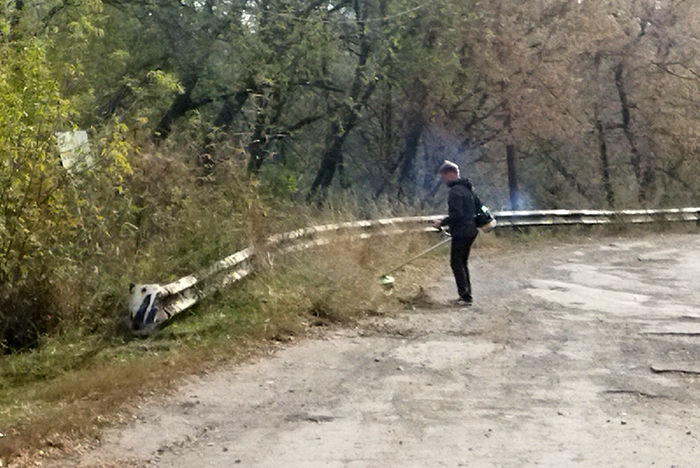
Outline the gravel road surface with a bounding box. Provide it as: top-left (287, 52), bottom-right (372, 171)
top-left (51, 233), bottom-right (700, 467)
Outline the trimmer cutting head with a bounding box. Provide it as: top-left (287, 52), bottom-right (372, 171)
top-left (379, 274), bottom-right (395, 289)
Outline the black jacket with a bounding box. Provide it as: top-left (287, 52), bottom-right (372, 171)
top-left (439, 178), bottom-right (478, 238)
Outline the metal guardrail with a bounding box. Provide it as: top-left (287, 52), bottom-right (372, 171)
top-left (128, 207), bottom-right (700, 333)
top-left (128, 216), bottom-right (441, 332)
top-left (495, 207), bottom-right (700, 227)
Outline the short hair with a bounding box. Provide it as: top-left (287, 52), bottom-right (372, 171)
top-left (438, 160), bottom-right (460, 176)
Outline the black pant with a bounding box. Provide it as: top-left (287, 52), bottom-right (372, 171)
top-left (450, 234), bottom-right (477, 300)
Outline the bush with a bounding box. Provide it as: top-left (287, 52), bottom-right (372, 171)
top-left (0, 276), bottom-right (61, 353)
top-left (0, 38), bottom-right (133, 352)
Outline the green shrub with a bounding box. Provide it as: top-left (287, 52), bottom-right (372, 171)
top-left (0, 38), bottom-right (133, 352)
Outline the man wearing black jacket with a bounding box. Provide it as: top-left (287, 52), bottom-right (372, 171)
top-left (432, 161), bottom-right (478, 305)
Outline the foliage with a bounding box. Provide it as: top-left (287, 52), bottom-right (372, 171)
top-left (0, 34), bottom-right (134, 351)
top-left (0, 38), bottom-right (72, 351)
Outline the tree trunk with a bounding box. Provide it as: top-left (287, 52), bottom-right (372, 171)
top-left (397, 113), bottom-right (425, 200)
top-left (307, 1), bottom-right (376, 200)
top-left (98, 84), bottom-right (132, 119)
top-left (308, 120), bottom-right (347, 197)
top-left (502, 89), bottom-right (520, 210)
top-left (375, 107), bottom-right (425, 200)
top-left (246, 110), bottom-right (268, 174)
top-left (381, 84), bottom-right (394, 173)
top-left (199, 87), bottom-right (252, 171)
top-left (641, 163), bottom-right (656, 205)
top-left (308, 75), bottom-right (377, 200)
top-left (247, 88), bottom-right (287, 174)
top-left (595, 117), bottom-right (615, 208)
top-left (614, 63), bottom-right (654, 205)
top-left (506, 143), bottom-right (520, 210)
top-left (152, 75), bottom-right (211, 142)
top-left (214, 88), bottom-right (250, 129)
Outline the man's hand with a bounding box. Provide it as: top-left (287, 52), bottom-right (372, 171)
top-left (432, 219), bottom-right (442, 229)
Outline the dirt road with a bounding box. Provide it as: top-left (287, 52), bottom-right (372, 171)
top-left (55, 233), bottom-right (700, 467)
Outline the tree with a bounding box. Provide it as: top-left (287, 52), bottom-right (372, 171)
top-left (575, 0), bottom-right (700, 207)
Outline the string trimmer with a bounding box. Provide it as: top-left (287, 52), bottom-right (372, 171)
top-left (378, 230), bottom-right (451, 289)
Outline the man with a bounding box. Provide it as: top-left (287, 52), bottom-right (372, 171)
top-left (432, 160), bottom-right (479, 305)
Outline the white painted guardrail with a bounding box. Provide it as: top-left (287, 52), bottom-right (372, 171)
top-left (128, 216), bottom-right (442, 332)
top-left (495, 207), bottom-right (700, 227)
top-left (128, 207), bottom-right (700, 333)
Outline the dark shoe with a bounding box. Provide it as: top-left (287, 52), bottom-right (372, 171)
top-left (460, 294), bottom-right (473, 305)
top-left (452, 297), bottom-right (472, 306)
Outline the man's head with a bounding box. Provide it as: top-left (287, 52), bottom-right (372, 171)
top-left (438, 160), bottom-right (460, 183)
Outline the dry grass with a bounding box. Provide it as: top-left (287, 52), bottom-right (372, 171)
top-left (0, 229), bottom-right (446, 467)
